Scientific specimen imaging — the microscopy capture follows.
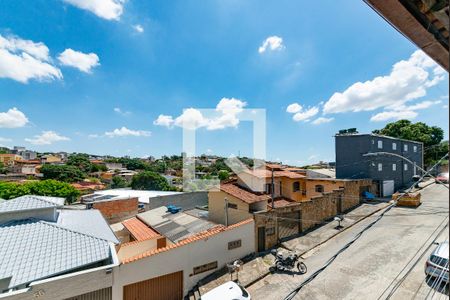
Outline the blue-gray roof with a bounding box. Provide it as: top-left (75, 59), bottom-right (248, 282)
top-left (56, 209), bottom-right (119, 244)
top-left (0, 219), bottom-right (111, 290)
top-left (0, 195), bottom-right (65, 213)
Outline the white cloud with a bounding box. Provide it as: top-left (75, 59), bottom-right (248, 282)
top-left (323, 50), bottom-right (446, 114)
top-left (154, 98), bottom-right (248, 131)
top-left (312, 117), bottom-right (334, 125)
top-left (0, 34), bottom-right (62, 83)
top-left (0, 108), bottom-right (29, 128)
top-left (370, 99), bottom-right (441, 122)
top-left (174, 108), bottom-right (209, 130)
top-left (392, 100), bottom-right (441, 111)
top-left (105, 127), bottom-right (151, 137)
top-left (114, 107), bottom-right (131, 116)
top-left (153, 114), bottom-right (174, 127)
top-left (25, 131), bottom-right (70, 145)
top-left (258, 36), bottom-right (285, 54)
top-left (133, 24), bottom-right (144, 33)
top-left (291, 106), bottom-right (319, 122)
top-left (286, 103), bottom-right (302, 113)
top-left (370, 110), bottom-right (418, 122)
top-left (58, 49), bottom-right (100, 73)
top-left (63, 0), bottom-right (125, 21)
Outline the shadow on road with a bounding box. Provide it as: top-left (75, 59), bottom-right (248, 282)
top-left (425, 275), bottom-right (449, 296)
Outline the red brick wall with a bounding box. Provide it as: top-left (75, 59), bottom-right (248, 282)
top-left (93, 197), bottom-right (139, 223)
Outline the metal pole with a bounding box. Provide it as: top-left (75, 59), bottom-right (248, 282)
top-left (271, 168), bottom-right (275, 209)
top-left (224, 197), bottom-right (229, 227)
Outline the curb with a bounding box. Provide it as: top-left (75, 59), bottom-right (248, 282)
top-left (245, 202), bottom-right (392, 288)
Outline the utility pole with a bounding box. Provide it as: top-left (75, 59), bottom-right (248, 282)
top-left (271, 168), bottom-right (275, 209)
top-left (224, 197), bottom-right (229, 227)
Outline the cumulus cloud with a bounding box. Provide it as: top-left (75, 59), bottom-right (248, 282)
top-left (25, 131), bottom-right (70, 145)
top-left (63, 0), bottom-right (125, 21)
top-left (370, 110), bottom-right (418, 122)
top-left (105, 127), bottom-right (151, 137)
top-left (0, 34), bottom-right (62, 83)
top-left (153, 114), bottom-right (174, 127)
top-left (258, 36), bottom-right (285, 54)
top-left (293, 107), bottom-right (319, 122)
top-left (370, 100), bottom-right (441, 122)
top-left (154, 98), bottom-right (247, 131)
top-left (0, 108), bottom-right (29, 128)
top-left (133, 24), bottom-right (144, 33)
top-left (323, 50), bottom-right (446, 114)
top-left (312, 117), bottom-right (334, 125)
top-left (58, 49), bottom-right (100, 73)
top-left (286, 103), bottom-right (302, 113)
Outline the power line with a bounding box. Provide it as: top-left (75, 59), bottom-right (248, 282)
top-left (281, 154), bottom-right (448, 300)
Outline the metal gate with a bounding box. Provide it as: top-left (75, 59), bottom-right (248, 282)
top-left (123, 271), bottom-right (183, 300)
top-left (278, 211), bottom-right (301, 240)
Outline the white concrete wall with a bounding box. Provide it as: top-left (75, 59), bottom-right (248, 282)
top-left (112, 220), bottom-right (255, 299)
top-left (117, 239), bottom-right (158, 261)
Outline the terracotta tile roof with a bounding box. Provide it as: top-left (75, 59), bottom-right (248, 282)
top-left (268, 198), bottom-right (298, 208)
top-left (273, 170), bottom-right (305, 179)
top-left (122, 217), bottom-right (161, 241)
top-left (220, 183), bottom-right (270, 204)
top-left (121, 218), bottom-right (254, 264)
top-left (240, 169), bottom-right (305, 179)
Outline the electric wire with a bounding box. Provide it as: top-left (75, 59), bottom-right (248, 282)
top-left (280, 154), bottom-right (448, 300)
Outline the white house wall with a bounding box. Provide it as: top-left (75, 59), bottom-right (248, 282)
top-left (112, 220), bottom-right (255, 299)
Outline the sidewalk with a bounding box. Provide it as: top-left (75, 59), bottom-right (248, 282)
top-left (197, 201), bottom-right (391, 295)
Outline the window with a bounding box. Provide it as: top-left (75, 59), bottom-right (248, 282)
top-left (227, 203), bottom-right (237, 209)
top-left (392, 164), bottom-right (396, 171)
top-left (413, 145), bottom-right (417, 152)
top-left (372, 139), bottom-right (375, 144)
top-left (404, 144), bottom-right (408, 151)
top-left (392, 142), bottom-right (397, 150)
top-left (193, 261), bottom-right (218, 275)
top-left (315, 185), bottom-right (324, 193)
top-left (228, 239), bottom-right (242, 250)
top-left (404, 164), bottom-right (408, 171)
top-left (293, 181), bottom-right (300, 192)
top-left (378, 163), bottom-right (382, 171)
top-left (265, 183), bottom-right (272, 194)
top-left (377, 140), bottom-right (383, 149)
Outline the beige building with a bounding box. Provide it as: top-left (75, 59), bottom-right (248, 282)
top-left (0, 154), bottom-right (22, 166)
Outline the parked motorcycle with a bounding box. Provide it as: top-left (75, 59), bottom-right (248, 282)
top-left (269, 249), bottom-right (307, 274)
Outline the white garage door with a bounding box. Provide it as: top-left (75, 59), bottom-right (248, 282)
top-left (382, 180), bottom-right (395, 197)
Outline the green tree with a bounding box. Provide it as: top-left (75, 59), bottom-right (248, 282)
top-left (373, 120), bottom-right (445, 166)
top-left (130, 171), bottom-right (173, 191)
top-left (40, 164), bottom-right (86, 182)
top-left (110, 176), bottom-right (128, 188)
top-left (67, 153), bottom-right (93, 173)
top-left (0, 180), bottom-right (80, 203)
top-left (218, 170), bottom-right (230, 181)
top-left (0, 162), bottom-right (7, 174)
top-left (91, 163), bottom-right (107, 172)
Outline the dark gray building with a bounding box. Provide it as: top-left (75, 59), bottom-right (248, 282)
top-left (335, 133), bottom-right (423, 195)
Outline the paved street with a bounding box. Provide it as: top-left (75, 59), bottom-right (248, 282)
top-left (247, 183), bottom-right (449, 300)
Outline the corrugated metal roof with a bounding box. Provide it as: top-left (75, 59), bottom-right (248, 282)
top-left (0, 195), bottom-right (65, 213)
top-left (137, 207), bottom-right (217, 243)
top-left (0, 219), bottom-right (111, 290)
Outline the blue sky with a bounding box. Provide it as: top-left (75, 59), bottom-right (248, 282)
top-left (0, 0), bottom-right (448, 165)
